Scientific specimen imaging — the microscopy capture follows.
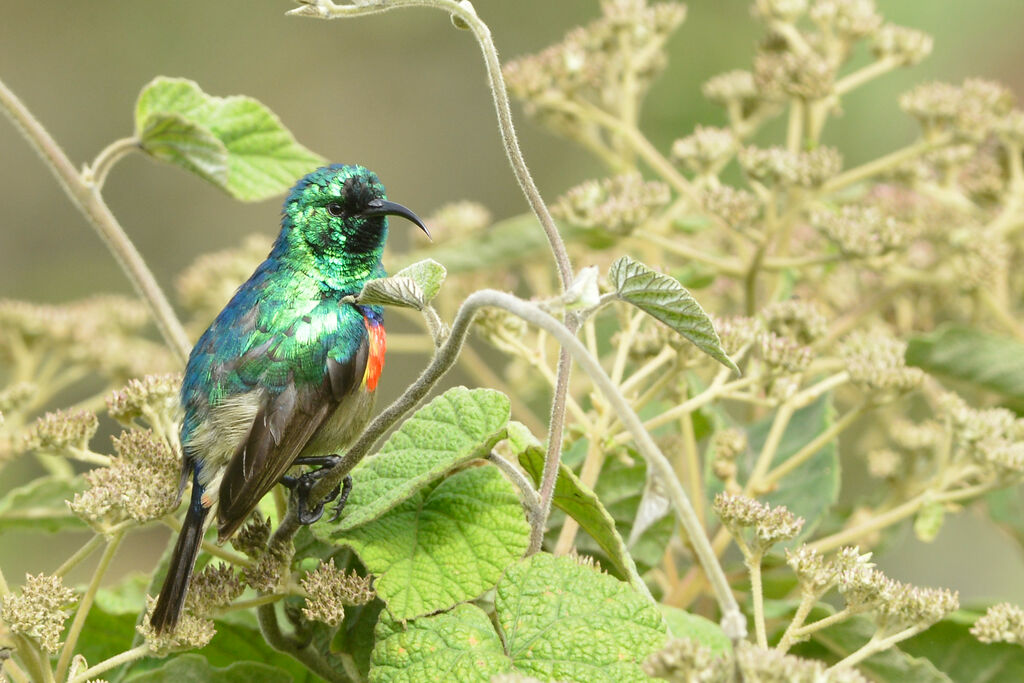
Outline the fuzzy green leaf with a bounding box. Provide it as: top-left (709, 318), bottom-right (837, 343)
top-left (369, 554), bottom-right (667, 682)
top-left (496, 553), bottom-right (667, 681)
top-left (134, 77), bottom-right (323, 201)
top-left (338, 465), bottom-right (530, 620)
top-left (371, 603), bottom-right (513, 682)
top-left (137, 113), bottom-right (228, 187)
top-left (393, 259), bottom-right (447, 303)
top-left (358, 276), bottom-right (425, 310)
top-left (659, 605), bottom-right (732, 656)
top-left (326, 386), bottom-right (510, 532)
top-left (609, 255), bottom-right (738, 372)
top-left (123, 654), bottom-right (292, 683)
top-left (0, 475), bottom-right (86, 532)
top-left (514, 426), bottom-right (637, 579)
top-left (906, 325), bottom-right (1024, 407)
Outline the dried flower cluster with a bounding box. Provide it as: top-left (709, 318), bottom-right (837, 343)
top-left (299, 560), bottom-right (375, 626)
top-left (0, 574), bottom-right (76, 654)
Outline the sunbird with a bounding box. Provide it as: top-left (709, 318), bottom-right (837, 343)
top-left (151, 164), bottom-right (429, 633)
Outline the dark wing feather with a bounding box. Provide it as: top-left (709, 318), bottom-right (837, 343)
top-left (216, 338), bottom-right (370, 541)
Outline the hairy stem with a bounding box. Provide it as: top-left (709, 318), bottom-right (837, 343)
top-left (67, 644), bottom-right (150, 683)
top-left (0, 77), bottom-right (191, 362)
top-left (830, 624), bottom-right (927, 671)
top-left (56, 531), bottom-right (125, 682)
top-left (87, 136), bottom-right (140, 190)
top-left (257, 604), bottom-right (350, 683)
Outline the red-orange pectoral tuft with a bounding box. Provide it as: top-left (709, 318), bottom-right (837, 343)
top-left (362, 318), bottom-right (386, 391)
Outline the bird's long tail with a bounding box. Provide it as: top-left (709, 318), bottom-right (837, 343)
top-left (150, 471), bottom-right (209, 634)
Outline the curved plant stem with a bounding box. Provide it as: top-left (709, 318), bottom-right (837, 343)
top-left (257, 604), bottom-right (350, 683)
top-left (0, 77), bottom-right (190, 362)
top-left (56, 531), bottom-right (125, 682)
top-left (88, 136), bottom-right (140, 190)
top-left (67, 644), bottom-right (150, 683)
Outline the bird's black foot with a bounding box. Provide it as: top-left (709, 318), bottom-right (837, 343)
top-left (281, 456), bottom-right (351, 525)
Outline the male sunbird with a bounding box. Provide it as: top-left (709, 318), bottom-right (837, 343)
top-left (151, 164), bottom-right (429, 633)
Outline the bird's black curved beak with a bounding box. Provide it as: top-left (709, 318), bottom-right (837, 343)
top-left (362, 199), bottom-right (431, 240)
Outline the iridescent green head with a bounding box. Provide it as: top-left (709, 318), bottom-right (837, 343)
top-left (281, 164), bottom-right (428, 286)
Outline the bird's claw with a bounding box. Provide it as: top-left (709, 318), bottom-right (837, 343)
top-left (282, 464), bottom-right (352, 526)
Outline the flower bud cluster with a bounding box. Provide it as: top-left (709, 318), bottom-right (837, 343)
top-left (710, 428), bottom-right (747, 482)
top-left (300, 560), bottom-right (376, 627)
top-left (107, 373), bottom-right (182, 429)
top-left (24, 409), bottom-right (98, 453)
top-left (0, 573), bottom-right (76, 653)
top-left (938, 393), bottom-right (1024, 476)
top-left (757, 330), bottom-right (812, 373)
top-left (736, 641), bottom-right (869, 682)
top-left (839, 330), bottom-right (925, 394)
top-left (872, 24), bottom-right (933, 66)
top-left (139, 596), bottom-right (215, 654)
top-left (971, 603), bottom-right (1024, 645)
top-left (713, 493), bottom-right (805, 550)
top-left (760, 299), bottom-right (827, 345)
top-left (504, 1), bottom-right (686, 120)
top-left (0, 382), bottom-right (36, 414)
top-left (702, 70), bottom-right (759, 108)
top-left (900, 79), bottom-right (1016, 141)
top-left (553, 173), bottom-right (670, 236)
top-left (69, 429), bottom-right (180, 525)
top-left (812, 205), bottom-right (908, 258)
top-left (755, 50), bottom-right (835, 100)
top-left (671, 126), bottom-right (736, 175)
top-left (836, 552), bottom-right (959, 626)
top-left (184, 563), bottom-right (244, 617)
top-left (809, 0), bottom-right (881, 41)
top-left (740, 146), bottom-right (842, 188)
top-left (642, 637), bottom-right (731, 682)
top-left (712, 315), bottom-right (760, 356)
top-left (700, 185), bottom-right (761, 230)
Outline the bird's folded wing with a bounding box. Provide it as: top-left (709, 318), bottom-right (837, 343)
top-left (216, 337), bottom-right (369, 541)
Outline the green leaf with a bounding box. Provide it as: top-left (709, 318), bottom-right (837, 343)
top-left (495, 553), bottom-right (667, 681)
top-left (0, 475), bottom-right (86, 532)
top-left (659, 605), bottom-right (732, 656)
top-left (357, 276), bottom-right (426, 311)
top-left (137, 113), bottom-right (228, 187)
top-left (324, 386), bottom-right (510, 532)
top-left (371, 603), bottom-right (513, 682)
top-left (608, 255), bottom-right (738, 372)
top-left (135, 77), bottom-right (323, 201)
top-left (393, 259), bottom-right (447, 303)
top-left (515, 430), bottom-right (637, 579)
top-left (907, 325), bottom-right (1024, 405)
top-left (901, 610), bottom-right (1024, 682)
top-left (369, 554), bottom-right (667, 682)
top-left (123, 654), bottom-right (293, 683)
top-left (337, 465), bottom-right (529, 620)
top-left (332, 599), bottom-right (385, 680)
top-left (986, 485), bottom-right (1024, 550)
top-left (709, 394), bottom-right (839, 545)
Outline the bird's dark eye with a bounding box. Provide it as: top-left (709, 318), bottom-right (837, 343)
top-left (326, 202), bottom-right (345, 217)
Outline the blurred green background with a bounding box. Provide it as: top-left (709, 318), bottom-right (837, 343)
top-left (3, 1), bottom-right (1024, 604)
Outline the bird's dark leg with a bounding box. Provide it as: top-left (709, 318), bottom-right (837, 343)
top-left (280, 455), bottom-right (352, 525)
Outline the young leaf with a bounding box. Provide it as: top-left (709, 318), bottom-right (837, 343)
top-left (0, 475), bottom-right (86, 532)
top-left (608, 255), bottom-right (738, 372)
top-left (357, 276), bottom-right (425, 310)
top-left (495, 553), bottom-right (667, 681)
top-left (393, 258), bottom-right (447, 303)
top-left (322, 386), bottom-right (511, 532)
top-left (134, 77), bottom-right (323, 201)
top-left (371, 604), bottom-right (513, 682)
top-left (515, 430), bottom-right (639, 580)
top-left (337, 465), bottom-right (530, 620)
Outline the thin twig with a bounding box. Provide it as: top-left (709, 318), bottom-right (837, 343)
top-left (0, 77), bottom-right (191, 362)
